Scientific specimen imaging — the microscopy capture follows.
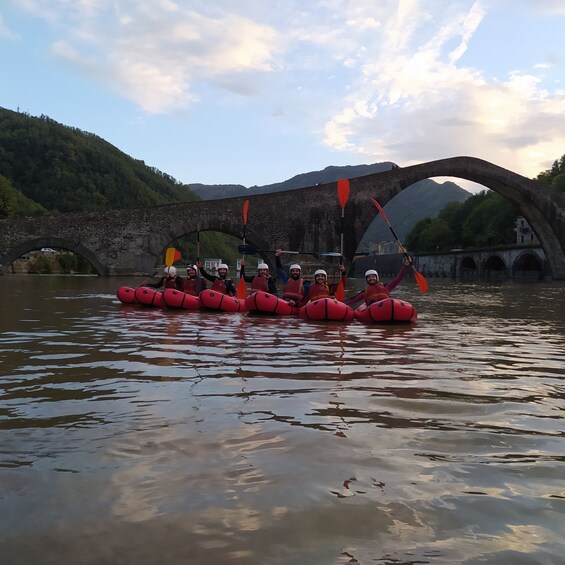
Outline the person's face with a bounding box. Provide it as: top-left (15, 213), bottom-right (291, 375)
top-left (366, 274), bottom-right (377, 285)
top-left (218, 268), bottom-right (227, 278)
top-left (290, 269), bottom-right (301, 280)
top-left (315, 274), bottom-right (326, 284)
top-left (257, 268), bottom-right (269, 277)
top-left (187, 268), bottom-right (196, 278)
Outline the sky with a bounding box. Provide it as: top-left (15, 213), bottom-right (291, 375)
top-left (1, 0), bottom-right (564, 193)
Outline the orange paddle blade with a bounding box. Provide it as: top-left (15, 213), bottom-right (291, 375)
top-left (337, 179), bottom-right (350, 209)
top-left (335, 278), bottom-right (345, 302)
top-left (236, 277), bottom-right (247, 299)
top-left (370, 197), bottom-right (390, 224)
top-left (165, 247), bottom-right (176, 267)
top-left (173, 250), bottom-right (182, 263)
top-left (242, 199), bottom-right (250, 225)
top-left (414, 269), bottom-right (429, 294)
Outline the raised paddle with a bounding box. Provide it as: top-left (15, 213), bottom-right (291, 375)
top-left (370, 197), bottom-right (429, 294)
top-left (236, 200), bottom-right (250, 299)
top-left (335, 179), bottom-right (350, 301)
top-left (165, 247), bottom-right (181, 268)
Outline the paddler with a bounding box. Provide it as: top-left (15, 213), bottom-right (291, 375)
top-left (183, 264), bottom-right (207, 296)
top-left (142, 266), bottom-right (184, 290)
top-left (346, 256), bottom-right (413, 307)
top-left (275, 249), bottom-right (308, 306)
top-left (299, 264), bottom-right (346, 306)
top-left (239, 259), bottom-right (279, 296)
top-left (196, 261), bottom-right (236, 296)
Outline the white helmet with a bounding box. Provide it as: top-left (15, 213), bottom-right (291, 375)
top-left (186, 265), bottom-right (198, 274)
top-left (290, 264), bottom-right (301, 272)
top-left (164, 266), bottom-right (177, 276)
top-left (217, 263), bottom-right (228, 271)
top-left (365, 269), bottom-right (379, 280)
top-left (314, 269), bottom-right (327, 278)
top-left (257, 262), bottom-right (269, 271)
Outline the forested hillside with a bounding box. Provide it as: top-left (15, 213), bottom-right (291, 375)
top-left (0, 107), bottom-right (198, 216)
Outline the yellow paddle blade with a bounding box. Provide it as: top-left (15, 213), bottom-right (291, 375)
top-left (165, 247), bottom-right (176, 267)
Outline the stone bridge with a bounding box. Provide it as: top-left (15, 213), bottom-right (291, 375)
top-left (1, 156), bottom-right (564, 279)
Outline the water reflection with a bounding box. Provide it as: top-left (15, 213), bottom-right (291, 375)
top-left (0, 276), bottom-right (564, 564)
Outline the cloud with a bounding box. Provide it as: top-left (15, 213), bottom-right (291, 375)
top-left (322, 1), bottom-right (565, 179)
top-left (19, 0), bottom-right (282, 113)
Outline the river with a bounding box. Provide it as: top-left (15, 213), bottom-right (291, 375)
top-left (1, 276), bottom-right (564, 564)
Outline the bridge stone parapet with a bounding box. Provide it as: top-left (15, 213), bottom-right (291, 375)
top-left (1, 157), bottom-right (564, 279)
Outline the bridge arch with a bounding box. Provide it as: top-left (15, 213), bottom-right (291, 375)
top-left (1, 157), bottom-right (564, 278)
top-left (2, 237), bottom-right (107, 276)
top-left (512, 250), bottom-right (544, 279)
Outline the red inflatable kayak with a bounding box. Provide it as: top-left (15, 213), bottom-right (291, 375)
top-left (133, 286), bottom-right (164, 307)
top-left (354, 298), bottom-right (417, 323)
top-left (299, 298), bottom-right (354, 322)
top-left (244, 292), bottom-right (297, 316)
top-left (117, 286), bottom-right (137, 304)
top-left (162, 289), bottom-right (201, 310)
top-left (199, 289), bottom-right (247, 313)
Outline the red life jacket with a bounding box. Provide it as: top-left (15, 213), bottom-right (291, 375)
top-left (165, 277), bottom-right (177, 289)
top-left (183, 277), bottom-right (204, 296)
top-left (283, 277), bottom-right (304, 300)
top-left (365, 282), bottom-right (390, 304)
top-left (250, 275), bottom-right (269, 293)
top-left (211, 278), bottom-right (227, 294)
top-left (308, 282), bottom-right (330, 301)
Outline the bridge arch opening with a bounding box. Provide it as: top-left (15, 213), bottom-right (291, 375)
top-left (512, 252), bottom-right (543, 280)
top-left (459, 256), bottom-right (478, 280)
top-left (483, 255), bottom-right (507, 280)
top-left (2, 238), bottom-right (101, 275)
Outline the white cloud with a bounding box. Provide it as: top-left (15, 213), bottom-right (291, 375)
top-left (17, 0), bottom-right (282, 113)
top-left (322, 0), bottom-right (565, 179)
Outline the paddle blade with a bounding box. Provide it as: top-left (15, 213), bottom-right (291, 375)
top-left (236, 276), bottom-right (247, 299)
top-left (173, 250), bottom-right (182, 263)
top-left (370, 197), bottom-right (390, 224)
top-left (165, 247), bottom-right (176, 267)
top-left (335, 277), bottom-right (345, 302)
top-left (242, 199), bottom-right (250, 225)
top-left (337, 179), bottom-right (350, 209)
top-left (414, 269), bottom-right (429, 294)
top-left (238, 244), bottom-right (260, 255)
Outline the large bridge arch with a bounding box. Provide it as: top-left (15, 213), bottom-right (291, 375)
top-left (1, 157), bottom-right (564, 278)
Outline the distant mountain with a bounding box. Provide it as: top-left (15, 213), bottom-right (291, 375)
top-left (188, 163), bottom-right (470, 248)
top-left (188, 162), bottom-right (396, 200)
top-left (359, 179), bottom-right (470, 248)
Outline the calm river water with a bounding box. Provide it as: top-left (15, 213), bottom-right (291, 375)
top-left (1, 276), bottom-right (564, 564)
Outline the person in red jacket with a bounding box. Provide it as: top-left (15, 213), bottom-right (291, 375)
top-left (142, 266), bottom-right (184, 290)
top-left (239, 259), bottom-right (279, 296)
top-left (299, 264), bottom-right (345, 306)
top-left (183, 265), bottom-right (207, 296)
top-left (196, 261), bottom-right (236, 296)
top-left (345, 256), bottom-right (412, 307)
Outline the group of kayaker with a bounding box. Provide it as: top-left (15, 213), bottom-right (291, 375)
top-left (142, 251), bottom-right (412, 308)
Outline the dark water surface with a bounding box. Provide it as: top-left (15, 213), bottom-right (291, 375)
top-left (1, 276), bottom-right (564, 564)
